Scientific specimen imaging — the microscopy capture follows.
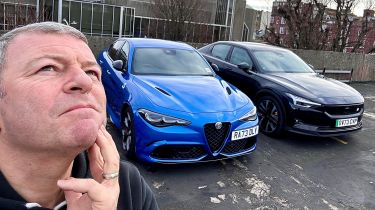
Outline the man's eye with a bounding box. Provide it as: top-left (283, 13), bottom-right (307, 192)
top-left (86, 70), bottom-right (99, 79)
top-left (39, 66), bottom-right (55, 72)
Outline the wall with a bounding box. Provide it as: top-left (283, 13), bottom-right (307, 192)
top-left (293, 49), bottom-right (375, 81)
top-left (232, 0), bottom-right (246, 41)
top-left (88, 38), bottom-right (375, 81)
top-left (244, 7), bottom-right (257, 41)
top-left (1, 29), bottom-right (374, 81)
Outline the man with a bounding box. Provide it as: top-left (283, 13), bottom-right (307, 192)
top-left (0, 22), bottom-right (158, 210)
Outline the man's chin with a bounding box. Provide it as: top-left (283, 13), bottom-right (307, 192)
top-left (66, 119), bottom-right (100, 149)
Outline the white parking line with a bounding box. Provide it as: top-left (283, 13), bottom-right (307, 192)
top-left (363, 112), bottom-right (375, 120)
top-left (331, 137), bottom-right (348, 145)
top-left (364, 96), bottom-right (375, 102)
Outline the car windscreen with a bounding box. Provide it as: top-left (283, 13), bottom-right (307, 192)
top-left (132, 48), bottom-right (214, 76)
top-left (252, 49), bottom-right (315, 73)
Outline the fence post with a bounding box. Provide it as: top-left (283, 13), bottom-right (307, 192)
top-left (322, 67), bottom-right (326, 76)
top-left (349, 68), bottom-right (354, 83)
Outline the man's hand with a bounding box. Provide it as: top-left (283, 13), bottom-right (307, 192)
top-left (57, 125), bottom-right (120, 210)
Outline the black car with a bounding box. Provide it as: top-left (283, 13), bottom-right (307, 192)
top-left (199, 41), bottom-right (364, 137)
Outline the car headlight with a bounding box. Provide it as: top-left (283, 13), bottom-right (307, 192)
top-left (240, 107), bottom-right (257, 121)
top-left (286, 93), bottom-right (321, 108)
top-left (138, 109), bottom-right (191, 127)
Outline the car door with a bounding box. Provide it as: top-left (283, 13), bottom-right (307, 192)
top-left (105, 40), bottom-right (130, 117)
top-left (225, 46), bottom-right (259, 98)
top-left (202, 44), bottom-right (233, 78)
top-left (110, 41), bottom-right (130, 115)
top-left (102, 40), bottom-right (124, 113)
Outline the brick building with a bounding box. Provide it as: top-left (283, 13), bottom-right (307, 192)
top-left (267, 0), bottom-right (375, 54)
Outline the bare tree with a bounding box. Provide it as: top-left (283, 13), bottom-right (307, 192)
top-left (266, 0), bottom-right (330, 50)
top-left (349, 0), bottom-right (375, 52)
top-left (330, 0), bottom-right (360, 52)
top-left (150, 0), bottom-right (207, 41)
top-left (364, 0), bottom-right (375, 10)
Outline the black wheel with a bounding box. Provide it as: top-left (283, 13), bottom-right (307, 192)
top-left (122, 106), bottom-right (136, 159)
top-left (256, 95), bottom-right (286, 137)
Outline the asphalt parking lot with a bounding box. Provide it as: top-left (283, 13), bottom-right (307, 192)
top-left (108, 82), bottom-right (375, 210)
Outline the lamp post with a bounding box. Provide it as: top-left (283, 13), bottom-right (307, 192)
top-left (58, 0), bottom-right (62, 23)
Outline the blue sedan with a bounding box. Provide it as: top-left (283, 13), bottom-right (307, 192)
top-left (98, 38), bottom-right (259, 163)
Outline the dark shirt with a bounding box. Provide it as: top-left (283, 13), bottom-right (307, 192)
top-left (0, 153), bottom-right (159, 210)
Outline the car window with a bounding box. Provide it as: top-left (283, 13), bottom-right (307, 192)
top-left (252, 50), bottom-right (314, 73)
top-left (108, 40), bottom-right (125, 60)
top-left (229, 47), bottom-right (252, 66)
top-left (118, 41), bottom-right (130, 65)
top-left (211, 44), bottom-right (231, 60)
top-left (132, 48), bottom-right (213, 76)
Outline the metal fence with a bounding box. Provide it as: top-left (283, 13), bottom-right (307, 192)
top-left (0, 2), bottom-right (37, 30)
top-left (1, 0), bottom-right (231, 42)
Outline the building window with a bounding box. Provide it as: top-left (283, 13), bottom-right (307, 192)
top-left (281, 17), bottom-right (286, 24)
top-left (279, 27), bottom-right (285, 34)
top-left (271, 16), bottom-right (274, 24)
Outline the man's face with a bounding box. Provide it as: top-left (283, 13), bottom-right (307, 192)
top-left (0, 32), bottom-right (106, 154)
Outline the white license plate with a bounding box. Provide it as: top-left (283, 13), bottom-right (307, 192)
top-left (335, 117), bottom-right (358, 127)
top-left (231, 126), bottom-right (259, 141)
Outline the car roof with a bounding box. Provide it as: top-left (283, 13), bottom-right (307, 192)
top-left (212, 41), bottom-right (290, 51)
top-left (117, 38), bottom-right (194, 50)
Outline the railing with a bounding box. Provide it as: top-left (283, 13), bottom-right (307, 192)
top-left (316, 68), bottom-right (354, 82)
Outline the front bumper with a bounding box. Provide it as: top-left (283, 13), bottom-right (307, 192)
top-left (286, 102), bottom-right (364, 137)
top-left (287, 121), bottom-right (362, 137)
top-left (134, 110), bottom-right (259, 163)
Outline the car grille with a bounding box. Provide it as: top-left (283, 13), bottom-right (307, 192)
top-left (322, 104), bottom-right (363, 116)
top-left (150, 145), bottom-right (206, 160)
top-left (204, 122), bottom-right (230, 152)
top-left (222, 137), bottom-right (257, 154)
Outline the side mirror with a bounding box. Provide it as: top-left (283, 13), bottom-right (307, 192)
top-left (238, 62), bottom-right (252, 72)
top-left (211, 63), bottom-right (220, 72)
top-left (112, 60), bottom-right (125, 72)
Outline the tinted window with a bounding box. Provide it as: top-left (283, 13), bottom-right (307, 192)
top-left (252, 49), bottom-right (314, 73)
top-left (119, 42), bottom-right (130, 62)
top-left (132, 48), bottom-right (213, 76)
top-left (229, 47), bottom-right (252, 66)
top-left (108, 40), bottom-right (125, 60)
top-left (211, 44), bottom-right (231, 60)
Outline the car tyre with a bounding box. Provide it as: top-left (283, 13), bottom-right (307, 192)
top-left (256, 95), bottom-right (286, 137)
top-left (122, 106), bottom-right (136, 159)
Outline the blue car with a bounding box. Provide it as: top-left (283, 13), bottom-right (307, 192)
top-left (98, 38), bottom-right (259, 163)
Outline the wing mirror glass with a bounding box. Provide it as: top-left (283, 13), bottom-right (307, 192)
top-left (113, 60), bottom-right (126, 72)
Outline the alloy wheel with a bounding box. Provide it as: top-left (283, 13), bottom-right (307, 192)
top-left (122, 111), bottom-right (132, 152)
top-left (257, 99), bottom-right (280, 133)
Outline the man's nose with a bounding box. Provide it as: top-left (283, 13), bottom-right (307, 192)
top-left (63, 67), bottom-right (93, 94)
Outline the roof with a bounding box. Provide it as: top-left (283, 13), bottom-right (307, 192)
top-left (213, 41), bottom-right (290, 51)
top-left (118, 38), bottom-right (194, 50)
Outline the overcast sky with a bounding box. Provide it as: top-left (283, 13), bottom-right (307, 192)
top-left (246, 0), bottom-right (366, 16)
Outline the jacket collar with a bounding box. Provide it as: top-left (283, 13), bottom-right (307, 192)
top-left (0, 152), bottom-right (89, 206)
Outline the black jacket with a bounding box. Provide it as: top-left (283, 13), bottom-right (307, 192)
top-left (0, 153), bottom-right (159, 210)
